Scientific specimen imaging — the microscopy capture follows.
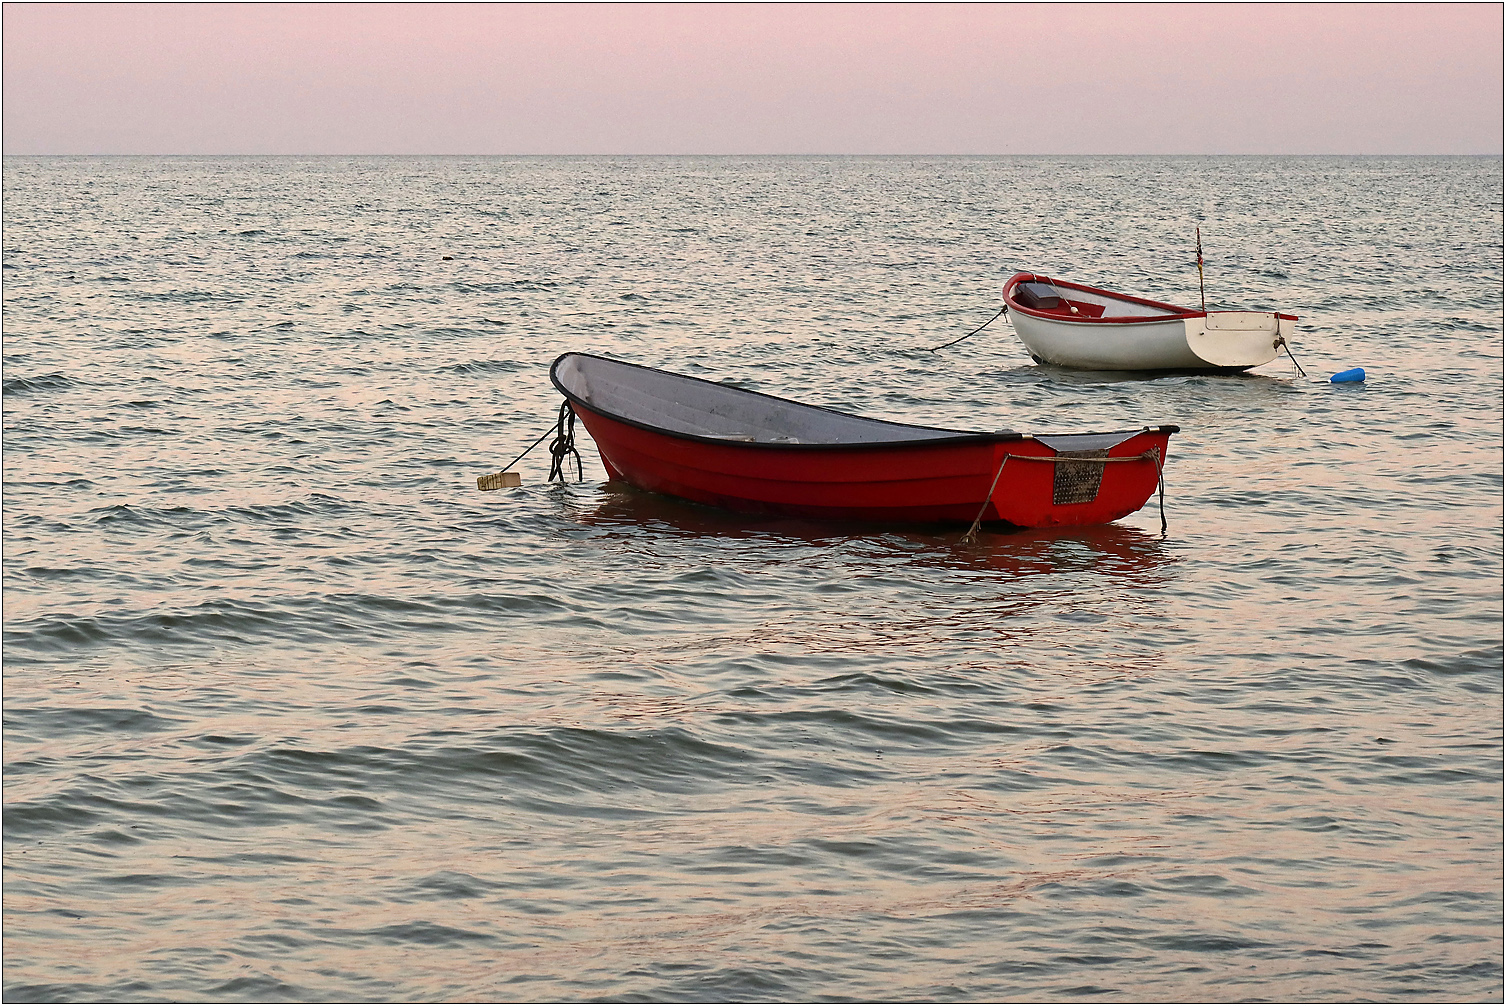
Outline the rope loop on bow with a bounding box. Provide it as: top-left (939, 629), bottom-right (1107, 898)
top-left (547, 400), bottom-right (584, 482)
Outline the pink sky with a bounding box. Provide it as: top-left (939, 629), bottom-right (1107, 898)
top-left (3, 3), bottom-right (1501, 154)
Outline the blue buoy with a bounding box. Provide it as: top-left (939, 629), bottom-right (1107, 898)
top-left (1330, 367), bottom-right (1366, 383)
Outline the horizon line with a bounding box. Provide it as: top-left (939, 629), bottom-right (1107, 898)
top-left (4, 151), bottom-right (1502, 158)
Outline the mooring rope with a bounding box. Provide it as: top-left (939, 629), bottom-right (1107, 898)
top-left (998, 452), bottom-right (1160, 464)
top-left (926, 306), bottom-right (1006, 352)
top-left (959, 453), bottom-right (1010, 545)
top-left (497, 423), bottom-right (558, 476)
top-left (1275, 335), bottom-right (1307, 378)
top-left (959, 449), bottom-right (1167, 543)
top-left (1157, 450), bottom-right (1166, 535)
top-left (547, 400), bottom-right (584, 482)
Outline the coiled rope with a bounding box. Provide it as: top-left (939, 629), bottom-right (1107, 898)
top-left (547, 400), bottom-right (584, 482)
top-left (959, 448), bottom-right (1168, 544)
top-left (489, 399), bottom-right (585, 484)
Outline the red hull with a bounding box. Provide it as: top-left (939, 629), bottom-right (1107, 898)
top-left (569, 403), bottom-right (1171, 529)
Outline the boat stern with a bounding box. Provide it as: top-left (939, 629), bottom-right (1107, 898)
top-left (986, 426), bottom-right (1177, 528)
top-left (1184, 312), bottom-right (1294, 369)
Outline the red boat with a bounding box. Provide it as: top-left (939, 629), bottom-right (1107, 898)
top-left (550, 353), bottom-right (1176, 529)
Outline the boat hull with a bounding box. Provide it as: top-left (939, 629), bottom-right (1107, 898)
top-left (1009, 311), bottom-right (1206, 370)
top-left (569, 402), bottom-right (1172, 529)
top-left (1003, 272), bottom-right (1294, 372)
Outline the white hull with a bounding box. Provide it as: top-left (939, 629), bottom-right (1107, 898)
top-left (1009, 311), bottom-right (1292, 371)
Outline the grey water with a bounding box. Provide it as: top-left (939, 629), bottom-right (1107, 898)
top-left (3, 155), bottom-right (1501, 1003)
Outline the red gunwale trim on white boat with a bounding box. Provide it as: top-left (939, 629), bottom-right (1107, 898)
top-left (1003, 272), bottom-right (1301, 325)
top-left (1003, 272), bottom-right (1200, 323)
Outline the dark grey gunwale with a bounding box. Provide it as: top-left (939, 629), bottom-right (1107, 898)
top-left (550, 353), bottom-right (1017, 450)
top-left (549, 353), bottom-right (1177, 452)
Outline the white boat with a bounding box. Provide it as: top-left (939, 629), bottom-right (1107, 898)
top-left (1002, 272), bottom-right (1298, 372)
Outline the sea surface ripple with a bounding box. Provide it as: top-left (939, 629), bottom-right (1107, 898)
top-left (3, 155), bottom-right (1502, 1002)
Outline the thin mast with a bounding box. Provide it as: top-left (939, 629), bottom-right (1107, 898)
top-left (1196, 227), bottom-right (1206, 313)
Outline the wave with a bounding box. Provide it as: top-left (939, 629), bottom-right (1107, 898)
top-left (3, 373), bottom-right (74, 395)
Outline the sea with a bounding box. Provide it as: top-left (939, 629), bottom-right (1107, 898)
top-left (3, 155), bottom-right (1502, 1003)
